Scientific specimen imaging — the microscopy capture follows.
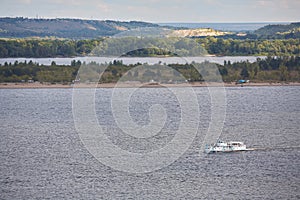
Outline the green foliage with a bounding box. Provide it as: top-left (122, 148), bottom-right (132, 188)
top-left (240, 67), bottom-right (249, 78)
top-left (196, 37), bottom-right (300, 56)
top-left (0, 37), bottom-right (299, 58)
top-left (0, 57), bottom-right (299, 83)
top-left (279, 65), bottom-right (289, 81)
top-left (91, 37), bottom-right (207, 57)
top-left (0, 17), bottom-right (162, 38)
top-left (125, 48), bottom-right (175, 57)
top-left (254, 23), bottom-right (300, 39)
top-left (221, 56), bottom-right (300, 82)
top-left (0, 61), bottom-right (79, 83)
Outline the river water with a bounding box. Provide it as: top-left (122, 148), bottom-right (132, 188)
top-left (0, 56), bottom-right (265, 66)
top-left (0, 86), bottom-right (299, 199)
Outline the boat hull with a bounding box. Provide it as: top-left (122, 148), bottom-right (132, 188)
top-left (205, 149), bottom-right (248, 153)
top-left (204, 141), bottom-right (248, 153)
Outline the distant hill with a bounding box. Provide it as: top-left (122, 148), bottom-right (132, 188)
top-left (0, 17), bottom-right (299, 40)
top-left (168, 28), bottom-right (232, 37)
top-left (254, 22), bottom-right (300, 39)
top-left (0, 17), bottom-right (162, 39)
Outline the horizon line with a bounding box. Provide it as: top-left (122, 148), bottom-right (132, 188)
top-left (0, 16), bottom-right (297, 24)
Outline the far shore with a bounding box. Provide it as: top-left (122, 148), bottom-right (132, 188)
top-left (1, 82), bottom-right (300, 89)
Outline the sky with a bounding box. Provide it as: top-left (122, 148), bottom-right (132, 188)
top-left (0, 0), bottom-right (299, 22)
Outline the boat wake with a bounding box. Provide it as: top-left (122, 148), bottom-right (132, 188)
top-left (250, 146), bottom-right (300, 151)
top-left (204, 140), bottom-right (300, 154)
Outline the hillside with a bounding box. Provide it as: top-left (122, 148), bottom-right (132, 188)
top-left (0, 17), bottom-right (161, 38)
top-left (168, 28), bottom-right (232, 37)
top-left (254, 22), bottom-right (300, 39)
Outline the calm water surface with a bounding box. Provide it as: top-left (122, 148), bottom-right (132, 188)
top-left (0, 56), bottom-right (265, 66)
top-left (0, 86), bottom-right (299, 199)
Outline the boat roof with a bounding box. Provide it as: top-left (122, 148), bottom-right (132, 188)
top-left (228, 141), bottom-right (244, 144)
top-left (216, 141), bottom-right (244, 144)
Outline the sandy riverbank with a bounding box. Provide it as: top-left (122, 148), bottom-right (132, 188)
top-left (1, 82), bottom-right (300, 89)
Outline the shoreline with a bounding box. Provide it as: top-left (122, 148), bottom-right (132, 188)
top-left (1, 82), bottom-right (300, 89)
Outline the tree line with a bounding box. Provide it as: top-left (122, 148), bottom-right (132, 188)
top-left (196, 37), bottom-right (300, 56)
top-left (0, 37), bottom-right (299, 58)
top-left (0, 56), bottom-right (299, 83)
top-left (0, 39), bottom-right (103, 58)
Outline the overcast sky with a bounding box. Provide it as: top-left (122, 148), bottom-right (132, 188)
top-left (0, 0), bottom-right (299, 22)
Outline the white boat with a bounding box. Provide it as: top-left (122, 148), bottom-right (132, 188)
top-left (205, 140), bottom-right (248, 153)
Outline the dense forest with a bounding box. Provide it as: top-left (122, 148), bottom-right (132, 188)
top-left (0, 38), bottom-right (103, 57)
top-left (0, 17), bottom-right (162, 38)
top-left (196, 37), bottom-right (300, 56)
top-left (0, 37), bottom-right (299, 58)
top-left (1, 18), bottom-right (300, 39)
top-left (0, 19), bottom-right (299, 58)
top-left (0, 56), bottom-right (299, 83)
top-left (0, 18), bottom-right (299, 83)
top-left (254, 22), bottom-right (300, 39)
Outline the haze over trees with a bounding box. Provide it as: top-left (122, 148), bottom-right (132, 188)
top-left (0, 17), bottom-right (161, 38)
top-left (1, 18), bottom-right (300, 39)
top-left (254, 22), bottom-right (300, 39)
